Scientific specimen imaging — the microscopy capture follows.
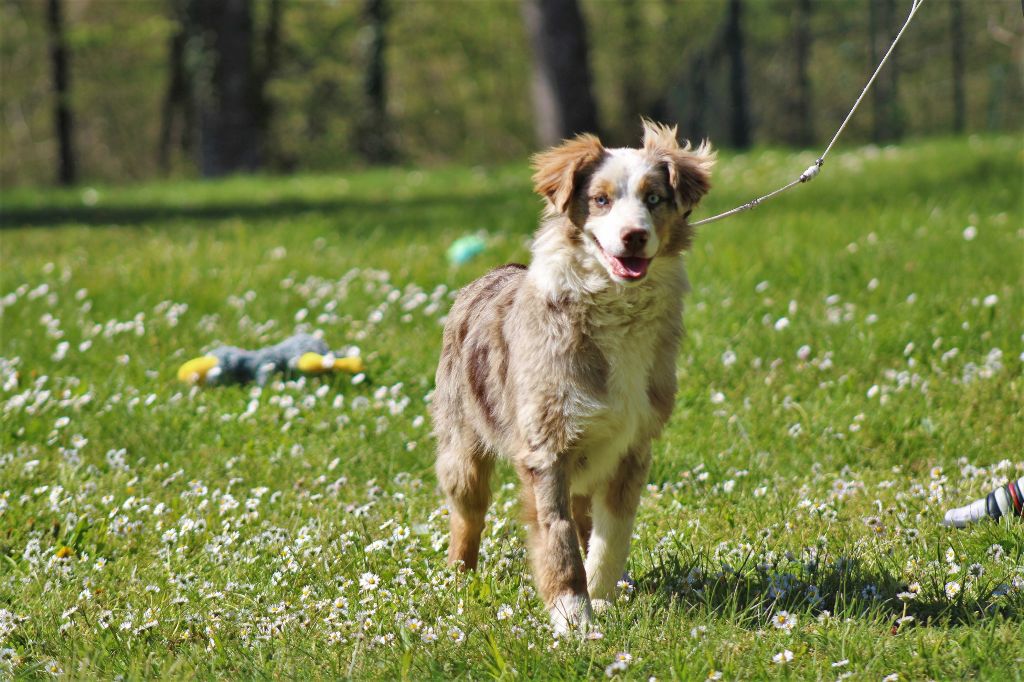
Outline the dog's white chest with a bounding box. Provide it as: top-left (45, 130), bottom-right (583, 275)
top-left (571, 326), bottom-right (657, 494)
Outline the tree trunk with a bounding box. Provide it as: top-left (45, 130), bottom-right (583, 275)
top-left (950, 0), bottom-right (966, 133)
top-left (192, 0), bottom-right (263, 177)
top-left (724, 0), bottom-right (751, 149)
top-left (356, 0), bottom-right (394, 164)
top-left (46, 0), bottom-right (76, 186)
top-left (258, 0), bottom-right (284, 162)
top-left (158, 2), bottom-right (189, 174)
top-left (617, 0), bottom-right (645, 144)
top-left (521, 0), bottom-right (600, 146)
top-left (869, 0), bottom-right (902, 143)
top-left (686, 50), bottom-right (709, 143)
top-left (788, 0), bottom-right (813, 146)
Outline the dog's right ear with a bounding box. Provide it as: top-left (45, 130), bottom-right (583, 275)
top-left (531, 134), bottom-right (605, 214)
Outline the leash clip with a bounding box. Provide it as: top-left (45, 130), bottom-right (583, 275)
top-left (799, 159), bottom-right (824, 183)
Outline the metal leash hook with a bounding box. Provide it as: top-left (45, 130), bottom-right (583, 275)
top-left (690, 0), bottom-right (925, 228)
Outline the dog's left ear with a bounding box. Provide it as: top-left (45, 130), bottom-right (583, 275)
top-left (531, 133), bottom-right (606, 214)
top-left (642, 120), bottom-right (715, 209)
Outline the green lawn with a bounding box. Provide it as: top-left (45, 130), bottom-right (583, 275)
top-left (1, 136), bottom-right (1022, 680)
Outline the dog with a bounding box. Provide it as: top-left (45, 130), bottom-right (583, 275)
top-left (431, 121), bottom-right (714, 633)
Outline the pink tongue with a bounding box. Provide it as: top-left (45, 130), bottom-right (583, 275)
top-left (610, 256), bottom-right (650, 279)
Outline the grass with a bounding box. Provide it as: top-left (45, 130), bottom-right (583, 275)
top-left (1, 135), bottom-right (1022, 680)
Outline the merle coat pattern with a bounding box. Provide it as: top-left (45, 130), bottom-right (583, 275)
top-left (432, 122), bottom-right (714, 633)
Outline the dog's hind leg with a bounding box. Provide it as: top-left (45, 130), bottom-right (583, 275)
top-left (520, 461), bottom-right (592, 634)
top-left (437, 436), bottom-right (493, 570)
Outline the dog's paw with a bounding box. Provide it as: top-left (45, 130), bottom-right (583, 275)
top-left (550, 593), bottom-right (593, 637)
top-left (590, 598), bottom-right (612, 614)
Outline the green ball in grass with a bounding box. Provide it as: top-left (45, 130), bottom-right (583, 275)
top-left (447, 235), bottom-right (486, 265)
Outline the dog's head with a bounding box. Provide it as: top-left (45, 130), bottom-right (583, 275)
top-left (531, 121), bottom-right (714, 284)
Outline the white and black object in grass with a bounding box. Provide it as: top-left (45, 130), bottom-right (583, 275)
top-left (943, 477), bottom-right (1024, 528)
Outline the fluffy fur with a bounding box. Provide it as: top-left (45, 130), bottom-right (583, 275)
top-left (432, 121), bottom-right (714, 633)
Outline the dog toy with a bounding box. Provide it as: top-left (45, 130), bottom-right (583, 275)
top-left (447, 235), bottom-right (486, 265)
top-left (943, 477), bottom-right (1024, 527)
top-left (177, 333), bottom-right (364, 386)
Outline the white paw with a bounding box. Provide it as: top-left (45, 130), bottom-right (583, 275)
top-left (550, 593), bottom-right (593, 636)
top-left (590, 598), bottom-right (612, 614)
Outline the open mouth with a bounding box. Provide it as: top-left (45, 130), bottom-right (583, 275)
top-left (585, 232), bottom-right (652, 281)
top-left (606, 254), bottom-right (650, 281)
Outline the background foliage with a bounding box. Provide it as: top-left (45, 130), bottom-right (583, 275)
top-left (2, 0), bottom-right (1022, 186)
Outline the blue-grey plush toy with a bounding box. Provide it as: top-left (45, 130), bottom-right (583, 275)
top-left (177, 333), bottom-right (364, 386)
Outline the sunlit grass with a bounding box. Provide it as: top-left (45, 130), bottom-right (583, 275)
top-left (1, 135), bottom-right (1022, 679)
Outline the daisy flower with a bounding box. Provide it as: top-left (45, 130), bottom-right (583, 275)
top-left (772, 650), bottom-right (794, 664)
top-left (359, 572), bottom-right (380, 592)
top-left (771, 610), bottom-right (796, 633)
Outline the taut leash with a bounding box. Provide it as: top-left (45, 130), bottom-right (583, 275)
top-left (690, 0), bottom-right (926, 227)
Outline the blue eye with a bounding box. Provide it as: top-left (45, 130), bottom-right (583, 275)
top-left (594, 195), bottom-right (609, 207)
top-left (646, 193), bottom-right (662, 206)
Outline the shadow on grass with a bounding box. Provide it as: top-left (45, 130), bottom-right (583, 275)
top-left (638, 545), bottom-right (1022, 630)
top-left (0, 189), bottom-right (527, 231)
top-left (4, 136), bottom-right (1018, 231)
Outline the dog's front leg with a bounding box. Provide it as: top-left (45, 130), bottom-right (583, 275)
top-left (585, 446), bottom-right (651, 601)
top-left (519, 460), bottom-right (591, 635)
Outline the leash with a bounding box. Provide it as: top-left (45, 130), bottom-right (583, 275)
top-left (690, 0), bottom-right (926, 227)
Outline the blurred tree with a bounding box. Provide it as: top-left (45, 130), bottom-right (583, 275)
top-left (3, 0), bottom-right (1022, 186)
top-left (615, 0), bottom-right (646, 145)
top-left (45, 0), bottom-right (76, 185)
top-left (190, 0), bottom-right (274, 176)
top-left (986, 4), bottom-right (1023, 90)
top-left (521, 0), bottom-right (601, 145)
top-left (685, 49), bottom-right (711, 143)
top-left (869, 0), bottom-right (903, 142)
top-left (356, 0), bottom-right (394, 163)
top-left (950, 0), bottom-right (965, 133)
top-left (724, 0), bottom-right (752, 149)
top-left (984, 5), bottom-right (1022, 130)
top-left (258, 0), bottom-right (284, 161)
top-left (157, 0), bottom-right (193, 174)
top-left (787, 0), bottom-right (814, 147)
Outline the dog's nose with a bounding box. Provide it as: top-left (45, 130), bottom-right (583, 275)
top-left (621, 228), bottom-right (649, 253)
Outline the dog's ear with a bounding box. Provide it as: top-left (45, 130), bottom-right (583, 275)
top-left (642, 120), bottom-right (715, 209)
top-left (531, 133), bottom-right (605, 213)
